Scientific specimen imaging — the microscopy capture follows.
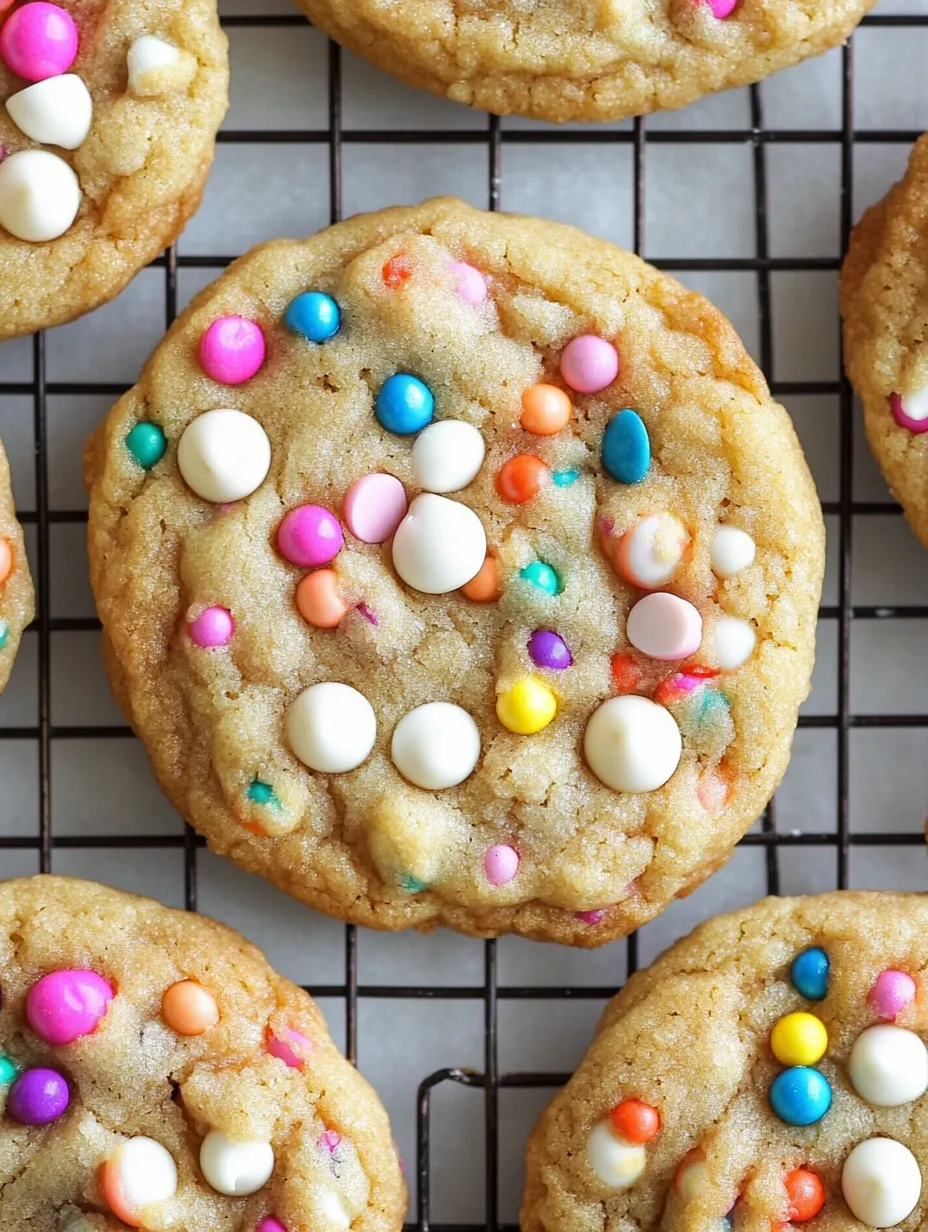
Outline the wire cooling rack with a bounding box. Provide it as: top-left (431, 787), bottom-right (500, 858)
top-left (3, 3), bottom-right (928, 1228)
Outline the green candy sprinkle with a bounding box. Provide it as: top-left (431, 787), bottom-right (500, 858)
top-left (247, 779), bottom-right (279, 807)
top-left (400, 875), bottom-right (430, 894)
top-left (126, 422), bottom-right (167, 470)
top-left (519, 560), bottom-right (561, 596)
top-left (552, 469), bottom-right (579, 487)
top-left (0, 1056), bottom-right (17, 1085)
top-left (0, 621), bottom-right (7, 651)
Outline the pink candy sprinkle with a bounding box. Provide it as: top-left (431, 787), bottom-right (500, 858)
top-left (703, 0), bottom-right (738, 15)
top-left (188, 605), bottom-right (234, 648)
top-left (26, 969), bottom-right (114, 1045)
top-left (267, 1026), bottom-right (313, 1069)
top-left (560, 335), bottom-right (619, 395)
top-left (356, 601), bottom-right (378, 625)
top-left (449, 261), bottom-right (487, 306)
top-left (1, 2), bottom-right (78, 83)
top-left (575, 909), bottom-right (606, 926)
top-left (343, 473), bottom-right (407, 544)
top-left (277, 504), bottom-right (343, 567)
top-left (321, 1130), bottom-right (341, 1152)
top-left (484, 844), bottom-right (519, 886)
top-left (256, 1220), bottom-right (287, 1232)
top-left (890, 393), bottom-right (928, 434)
top-left (200, 315), bottom-right (266, 386)
top-left (869, 970), bottom-right (916, 1020)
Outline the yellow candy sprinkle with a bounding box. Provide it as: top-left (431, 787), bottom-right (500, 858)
top-left (496, 675), bottom-right (557, 735)
top-left (770, 1011), bottom-right (828, 1067)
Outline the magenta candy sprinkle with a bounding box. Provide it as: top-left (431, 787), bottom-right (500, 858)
top-left (528, 629), bottom-right (572, 671)
top-left (267, 1026), bottom-right (312, 1068)
top-left (560, 335), bottom-right (619, 395)
top-left (199, 315), bottom-right (266, 385)
top-left (575, 909), bottom-right (606, 925)
top-left (1, 3), bottom-right (78, 83)
top-left (321, 1130), bottom-right (341, 1152)
top-left (449, 261), bottom-right (487, 306)
top-left (188, 605), bottom-right (234, 648)
top-left (256, 1220), bottom-right (287, 1232)
top-left (890, 393), bottom-right (928, 433)
top-left (26, 969), bottom-right (113, 1045)
top-left (703, 0), bottom-right (738, 14)
top-left (8, 1066), bottom-right (70, 1125)
top-left (277, 504), bottom-right (343, 567)
top-left (357, 601), bottom-right (378, 625)
top-left (484, 844), bottom-right (519, 886)
top-left (869, 969), bottom-right (916, 1020)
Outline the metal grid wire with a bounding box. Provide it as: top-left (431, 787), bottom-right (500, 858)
top-left (2, 9), bottom-right (928, 1230)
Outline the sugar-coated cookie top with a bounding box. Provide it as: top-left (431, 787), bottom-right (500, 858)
top-left (299, 0), bottom-right (872, 123)
top-left (86, 199), bottom-right (824, 947)
top-left (0, 436), bottom-right (32, 693)
top-left (0, 876), bottom-right (406, 1232)
top-left (0, 0), bottom-right (227, 336)
top-left (523, 892), bottom-right (928, 1232)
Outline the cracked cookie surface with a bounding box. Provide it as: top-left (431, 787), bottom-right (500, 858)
top-left (296, 0), bottom-right (871, 124)
top-left (0, 875), bottom-right (406, 1232)
top-left (523, 892), bottom-right (928, 1232)
top-left (85, 198), bottom-right (824, 948)
top-left (0, 435), bottom-right (32, 693)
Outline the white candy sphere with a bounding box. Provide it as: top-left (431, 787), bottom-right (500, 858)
top-left (849, 1025), bottom-right (928, 1107)
top-left (177, 409), bottom-right (271, 503)
top-left (199, 1129), bottom-right (275, 1196)
top-left (410, 420), bottom-right (485, 493)
top-left (391, 702), bottom-right (481, 790)
top-left (842, 1137), bottom-right (922, 1227)
top-left (391, 493), bottom-right (486, 594)
top-left (106, 1136), bottom-right (178, 1209)
top-left (713, 615), bottom-right (756, 670)
top-left (583, 695), bottom-right (682, 794)
top-left (286, 682), bottom-right (377, 774)
top-left (710, 525), bottom-right (756, 579)
top-left (618, 513), bottom-right (688, 589)
top-left (6, 75), bottom-right (93, 150)
top-left (0, 149), bottom-right (80, 242)
top-left (901, 385), bottom-right (928, 423)
top-left (585, 1122), bottom-right (646, 1188)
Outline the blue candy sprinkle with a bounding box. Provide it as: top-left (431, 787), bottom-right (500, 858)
top-left (0, 620), bottom-right (7, 651)
top-left (769, 1066), bottom-right (832, 1126)
top-left (285, 291), bottom-right (341, 342)
top-left (791, 947), bottom-right (830, 1001)
top-left (552, 468), bottom-right (579, 487)
top-left (519, 561), bottom-right (561, 595)
top-left (247, 779), bottom-right (279, 807)
top-left (400, 875), bottom-right (430, 894)
top-left (375, 374), bottom-right (434, 435)
top-left (601, 409), bottom-right (650, 484)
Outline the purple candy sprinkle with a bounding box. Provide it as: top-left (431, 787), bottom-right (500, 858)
top-left (8, 1067), bottom-right (70, 1125)
top-left (575, 909), bottom-right (606, 926)
top-left (528, 629), bottom-right (572, 671)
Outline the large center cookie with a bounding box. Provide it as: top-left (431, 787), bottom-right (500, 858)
top-left (86, 199), bottom-right (824, 947)
top-left (0, 435), bottom-right (32, 693)
top-left (0, 0), bottom-right (227, 336)
top-left (0, 876), bottom-right (406, 1232)
top-left (522, 892), bottom-right (928, 1232)
top-left (298, 0), bottom-right (872, 124)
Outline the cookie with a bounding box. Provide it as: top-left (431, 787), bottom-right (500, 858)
top-left (523, 892), bottom-right (928, 1232)
top-left (297, 0), bottom-right (871, 124)
top-left (0, 0), bottom-right (227, 338)
top-left (85, 198), bottom-right (824, 947)
top-left (842, 133), bottom-right (928, 549)
top-left (0, 875), bottom-right (406, 1231)
top-left (0, 434), bottom-right (33, 692)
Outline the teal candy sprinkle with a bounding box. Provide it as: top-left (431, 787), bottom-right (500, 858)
top-left (698, 689), bottom-right (730, 720)
top-left (400, 875), bottom-right (430, 894)
top-left (0, 620), bottom-right (7, 651)
top-left (0, 1056), bottom-right (17, 1084)
top-left (519, 560), bottom-right (562, 596)
top-left (602, 409), bottom-right (650, 484)
top-left (552, 469), bottom-right (579, 487)
top-left (247, 779), bottom-right (279, 807)
top-left (126, 422), bottom-right (167, 470)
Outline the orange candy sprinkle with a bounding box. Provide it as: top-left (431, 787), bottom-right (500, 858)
top-left (785, 1168), bottom-right (825, 1222)
top-left (461, 554), bottom-right (501, 602)
top-left (697, 768), bottom-right (733, 812)
top-left (296, 569), bottom-right (348, 628)
top-left (520, 384), bottom-right (572, 436)
top-left (496, 455), bottom-right (549, 505)
top-left (610, 653), bottom-right (642, 693)
top-left (0, 538), bottom-right (11, 586)
top-left (98, 1159), bottom-right (139, 1227)
top-left (382, 253), bottom-right (412, 288)
top-left (609, 1098), bottom-right (660, 1144)
top-left (161, 980), bottom-right (219, 1036)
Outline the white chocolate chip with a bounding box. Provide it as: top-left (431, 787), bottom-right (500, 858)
top-left (316, 1188), bottom-right (352, 1229)
top-left (0, 149), bottom-right (80, 242)
top-left (6, 75), bottom-right (93, 150)
top-left (585, 1122), bottom-right (646, 1188)
top-left (710, 525), bottom-right (756, 579)
top-left (391, 702), bottom-right (481, 789)
top-left (391, 493), bottom-right (486, 594)
top-left (285, 682), bottom-right (377, 774)
top-left (127, 35), bottom-right (196, 97)
top-left (411, 420), bottom-right (485, 493)
top-left (849, 1025), bottom-right (928, 1107)
top-left (712, 615), bottom-right (756, 670)
top-left (199, 1129), bottom-right (275, 1196)
top-left (842, 1137), bottom-right (922, 1227)
top-left (177, 409), bottom-right (271, 503)
top-left (583, 695), bottom-right (682, 793)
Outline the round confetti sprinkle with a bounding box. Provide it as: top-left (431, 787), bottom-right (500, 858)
top-left (461, 554), bottom-right (501, 602)
top-left (560, 335), bottom-right (619, 394)
top-left (785, 1168), bottom-right (825, 1222)
top-left (161, 980), bottom-right (219, 1036)
top-left (0, 538), bottom-right (10, 586)
top-left (125, 422), bottom-right (166, 470)
top-left (520, 560), bottom-right (560, 595)
top-left (496, 454), bottom-right (549, 504)
top-left (188, 606), bottom-right (234, 648)
top-left (449, 260), bottom-right (486, 305)
top-left (496, 675), bottom-right (557, 735)
top-left (520, 383), bottom-right (572, 436)
top-left (277, 504), bottom-right (343, 568)
top-left (869, 969), bottom-right (916, 1021)
top-left (484, 844), bottom-right (519, 886)
top-left (267, 1026), bottom-right (312, 1069)
top-left (0, 1056), bottom-right (16, 1084)
top-left (343, 473), bottom-right (407, 543)
top-left (790, 947), bottom-right (829, 1001)
top-left (285, 291), bottom-right (340, 342)
top-left (247, 780), bottom-right (277, 806)
top-left (200, 316), bottom-right (266, 386)
top-left (26, 968), bottom-right (114, 1045)
top-left (375, 373), bottom-right (434, 435)
top-left (1, 2), bottom-right (78, 82)
top-left (609, 1099), bottom-right (660, 1145)
top-left (769, 1066), bottom-right (832, 1126)
top-left (770, 1012), bottom-right (828, 1067)
top-left (602, 409), bottom-right (650, 484)
top-left (528, 629), bottom-right (572, 670)
top-left (8, 1066), bottom-right (69, 1125)
top-left (296, 569), bottom-right (348, 628)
